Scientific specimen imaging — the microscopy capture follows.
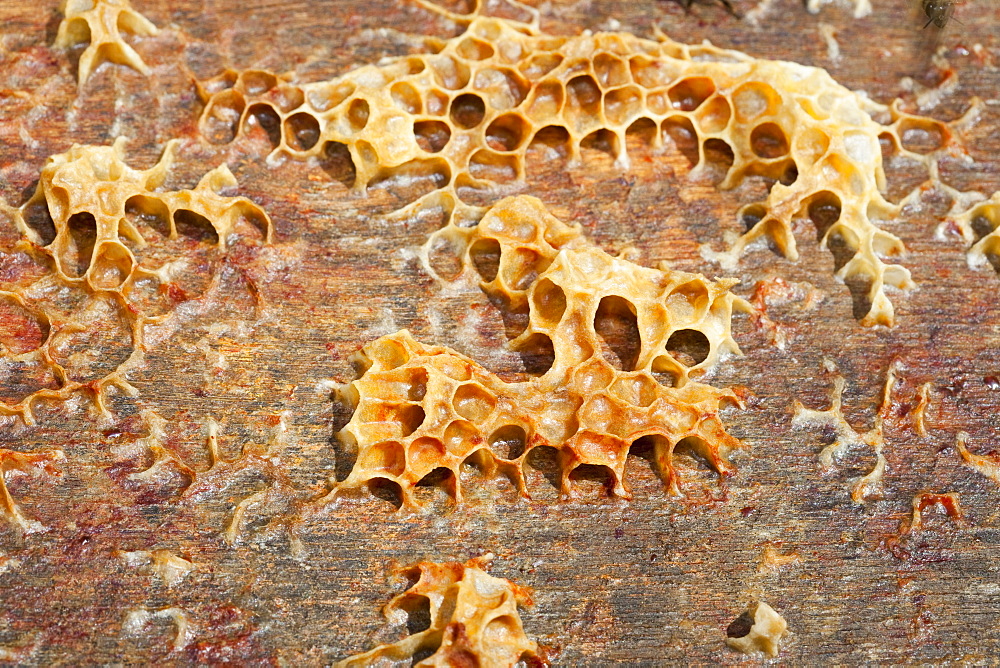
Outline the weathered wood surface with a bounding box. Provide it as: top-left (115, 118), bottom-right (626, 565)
top-left (2, 0), bottom-right (1000, 664)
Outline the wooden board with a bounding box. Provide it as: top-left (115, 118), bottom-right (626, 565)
top-left (2, 0), bottom-right (1000, 663)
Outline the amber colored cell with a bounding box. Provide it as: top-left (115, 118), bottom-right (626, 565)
top-left (525, 80), bottom-right (564, 118)
top-left (486, 113), bottom-right (530, 152)
top-left (390, 81), bottom-right (422, 114)
top-left (594, 52), bottom-right (630, 88)
top-left (432, 55), bottom-right (472, 90)
top-left (284, 112), bottom-right (321, 151)
top-left (566, 75), bottom-right (602, 117)
top-left (473, 67), bottom-right (529, 110)
top-left (696, 96), bottom-right (732, 133)
top-left (346, 98), bottom-right (370, 132)
top-left (359, 441), bottom-right (406, 477)
top-left (457, 36), bottom-right (495, 61)
top-left (604, 86), bottom-right (643, 126)
top-left (519, 52), bottom-right (563, 79)
top-left (751, 122), bottom-right (790, 159)
top-left (414, 120), bottom-right (452, 153)
top-left (451, 93), bottom-right (487, 129)
top-left (454, 383), bottom-right (497, 422)
top-left (668, 77), bottom-right (716, 111)
top-left (531, 277), bottom-right (566, 325)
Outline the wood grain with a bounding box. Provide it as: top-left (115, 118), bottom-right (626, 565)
top-left (1, 0), bottom-right (1000, 663)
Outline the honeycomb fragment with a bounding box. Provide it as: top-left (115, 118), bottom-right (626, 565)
top-left (196, 12), bottom-right (961, 325)
top-left (0, 449), bottom-right (64, 534)
top-left (337, 556), bottom-right (540, 668)
top-left (336, 196), bottom-right (746, 508)
top-left (0, 140), bottom-right (271, 423)
top-left (725, 601), bottom-right (787, 658)
top-left (55, 0), bottom-right (159, 86)
top-left (793, 360), bottom-right (898, 503)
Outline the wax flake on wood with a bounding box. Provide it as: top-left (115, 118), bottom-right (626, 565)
top-left (333, 197), bottom-right (747, 510)
top-left (793, 359), bottom-right (900, 503)
top-left (196, 4), bottom-right (971, 326)
top-left (337, 556), bottom-right (541, 668)
top-left (55, 0), bottom-right (159, 86)
top-left (0, 634), bottom-right (41, 663)
top-left (954, 432), bottom-right (1000, 485)
top-left (726, 601), bottom-right (787, 658)
top-left (0, 140), bottom-right (272, 423)
top-left (0, 448), bottom-right (65, 534)
top-left (745, 276), bottom-right (823, 350)
top-left (757, 545), bottom-right (803, 574)
top-left (912, 382), bottom-right (932, 437)
top-left (121, 607), bottom-right (192, 652)
top-left (904, 492), bottom-right (964, 533)
top-left (886, 492), bottom-right (964, 561)
top-left (805, 0), bottom-right (873, 19)
top-left (119, 549), bottom-right (195, 587)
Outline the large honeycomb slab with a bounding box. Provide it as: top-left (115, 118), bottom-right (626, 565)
top-left (0, 140), bottom-right (272, 422)
top-left (197, 10), bottom-right (962, 326)
top-left (338, 556), bottom-right (540, 667)
top-left (336, 196), bottom-right (746, 508)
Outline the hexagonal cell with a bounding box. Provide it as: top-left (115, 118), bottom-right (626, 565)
top-left (593, 53), bottom-right (630, 88)
top-left (603, 86), bottom-right (643, 126)
top-left (358, 441), bottom-right (406, 477)
top-left (732, 81), bottom-right (782, 122)
top-left (594, 295), bottom-right (641, 372)
top-left (453, 383), bottom-right (496, 422)
top-left (485, 113), bottom-right (530, 152)
top-left (750, 122), bottom-right (790, 159)
top-left (444, 419), bottom-right (481, 455)
top-left (488, 425), bottom-right (527, 460)
top-left (284, 112), bottom-right (321, 152)
top-left (431, 55), bottom-right (471, 90)
top-left (450, 93), bottom-right (487, 129)
top-left (610, 374), bottom-right (659, 408)
top-left (668, 77), bottom-right (716, 112)
top-left (414, 120), bottom-right (452, 153)
top-left (473, 67), bottom-right (529, 110)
